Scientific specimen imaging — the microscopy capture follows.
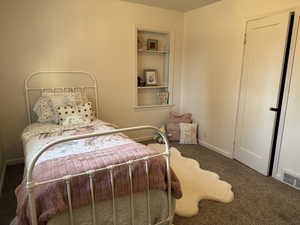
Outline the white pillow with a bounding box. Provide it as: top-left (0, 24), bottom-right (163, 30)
top-left (61, 115), bottom-right (88, 126)
top-left (179, 123), bottom-right (198, 144)
top-left (56, 102), bottom-right (95, 125)
top-left (33, 96), bottom-right (56, 123)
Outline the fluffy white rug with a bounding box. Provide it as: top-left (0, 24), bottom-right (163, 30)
top-left (148, 144), bottom-right (234, 217)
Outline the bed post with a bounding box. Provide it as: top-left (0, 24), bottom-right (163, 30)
top-left (27, 182), bottom-right (38, 225)
top-left (159, 131), bottom-right (173, 225)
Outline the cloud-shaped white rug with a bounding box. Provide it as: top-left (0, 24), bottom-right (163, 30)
top-left (148, 144), bottom-right (234, 217)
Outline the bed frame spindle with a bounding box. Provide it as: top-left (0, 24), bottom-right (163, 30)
top-left (66, 176), bottom-right (75, 225)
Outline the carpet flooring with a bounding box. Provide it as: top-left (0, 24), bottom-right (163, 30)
top-left (1, 143), bottom-right (300, 225)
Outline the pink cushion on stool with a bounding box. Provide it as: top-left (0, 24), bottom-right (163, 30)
top-left (166, 112), bottom-right (192, 141)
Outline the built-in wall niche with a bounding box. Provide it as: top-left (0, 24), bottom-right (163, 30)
top-left (134, 25), bottom-right (174, 108)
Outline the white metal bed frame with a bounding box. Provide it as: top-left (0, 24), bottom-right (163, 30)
top-left (24, 71), bottom-right (173, 225)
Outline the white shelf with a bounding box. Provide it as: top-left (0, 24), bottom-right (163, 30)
top-left (135, 26), bottom-right (174, 109)
top-left (138, 50), bottom-right (169, 54)
top-left (134, 104), bottom-right (175, 109)
top-left (137, 85), bottom-right (168, 89)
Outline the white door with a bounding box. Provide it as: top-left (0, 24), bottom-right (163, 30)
top-left (234, 12), bottom-right (291, 176)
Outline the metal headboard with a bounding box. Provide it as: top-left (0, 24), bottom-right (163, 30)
top-left (25, 71), bottom-right (100, 124)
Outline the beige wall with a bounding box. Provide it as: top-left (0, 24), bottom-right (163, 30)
top-left (181, 0), bottom-right (300, 157)
top-left (0, 0), bottom-right (184, 160)
top-left (2, 0), bottom-right (299, 171)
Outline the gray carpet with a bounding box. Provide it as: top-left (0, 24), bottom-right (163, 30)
top-left (1, 143), bottom-right (300, 225)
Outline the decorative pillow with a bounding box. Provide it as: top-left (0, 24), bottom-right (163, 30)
top-left (42, 92), bottom-right (86, 123)
top-left (168, 111), bottom-right (192, 123)
top-left (77, 102), bottom-right (95, 122)
top-left (61, 115), bottom-right (87, 126)
top-left (33, 96), bottom-right (56, 123)
top-left (57, 102), bottom-right (94, 125)
top-left (179, 123), bottom-right (198, 144)
top-left (166, 112), bottom-right (193, 141)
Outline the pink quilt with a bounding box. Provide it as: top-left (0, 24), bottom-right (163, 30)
top-left (14, 121), bottom-right (182, 225)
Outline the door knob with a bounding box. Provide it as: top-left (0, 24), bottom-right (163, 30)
top-left (270, 107), bottom-right (279, 112)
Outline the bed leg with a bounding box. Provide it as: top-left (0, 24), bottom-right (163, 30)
top-left (144, 160), bottom-right (152, 225)
top-left (128, 162), bottom-right (135, 225)
top-left (109, 167), bottom-right (117, 225)
top-left (88, 171), bottom-right (97, 225)
top-left (66, 176), bottom-right (75, 225)
top-left (27, 182), bottom-right (38, 225)
top-left (163, 141), bottom-right (173, 225)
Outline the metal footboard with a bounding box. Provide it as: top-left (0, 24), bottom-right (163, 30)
top-left (26, 126), bottom-right (173, 225)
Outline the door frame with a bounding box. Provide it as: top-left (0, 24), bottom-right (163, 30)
top-left (233, 9), bottom-right (300, 178)
top-left (272, 10), bottom-right (300, 179)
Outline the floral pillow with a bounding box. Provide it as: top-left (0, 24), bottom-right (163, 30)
top-left (179, 123), bottom-right (198, 144)
top-left (33, 96), bottom-right (56, 123)
top-left (57, 102), bottom-right (95, 125)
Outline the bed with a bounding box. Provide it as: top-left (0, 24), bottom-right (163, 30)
top-left (11, 72), bottom-right (182, 225)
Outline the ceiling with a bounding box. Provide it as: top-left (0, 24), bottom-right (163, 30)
top-left (121, 0), bottom-right (221, 12)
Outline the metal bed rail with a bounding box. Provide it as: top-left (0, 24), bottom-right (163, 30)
top-left (26, 126), bottom-right (173, 225)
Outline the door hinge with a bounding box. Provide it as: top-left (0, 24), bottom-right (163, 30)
top-left (244, 33), bottom-right (247, 45)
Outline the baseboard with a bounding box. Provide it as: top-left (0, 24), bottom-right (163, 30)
top-left (133, 136), bottom-right (153, 142)
top-left (198, 140), bottom-right (233, 159)
top-left (0, 162), bottom-right (7, 197)
top-left (274, 172), bottom-right (283, 181)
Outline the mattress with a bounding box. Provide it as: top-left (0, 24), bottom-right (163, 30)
top-left (13, 120), bottom-right (176, 225)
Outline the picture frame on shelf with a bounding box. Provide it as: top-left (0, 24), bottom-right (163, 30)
top-left (144, 69), bottom-right (158, 86)
top-left (158, 91), bottom-right (169, 105)
top-left (147, 39), bottom-right (158, 51)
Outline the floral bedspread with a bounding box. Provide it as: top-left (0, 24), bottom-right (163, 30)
top-left (14, 120), bottom-right (182, 225)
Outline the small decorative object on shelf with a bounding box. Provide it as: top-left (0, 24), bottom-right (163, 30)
top-left (137, 35), bottom-right (145, 51)
top-left (147, 39), bottom-right (158, 51)
top-left (137, 76), bottom-right (145, 87)
top-left (158, 91), bottom-right (169, 105)
top-left (144, 69), bottom-right (158, 86)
